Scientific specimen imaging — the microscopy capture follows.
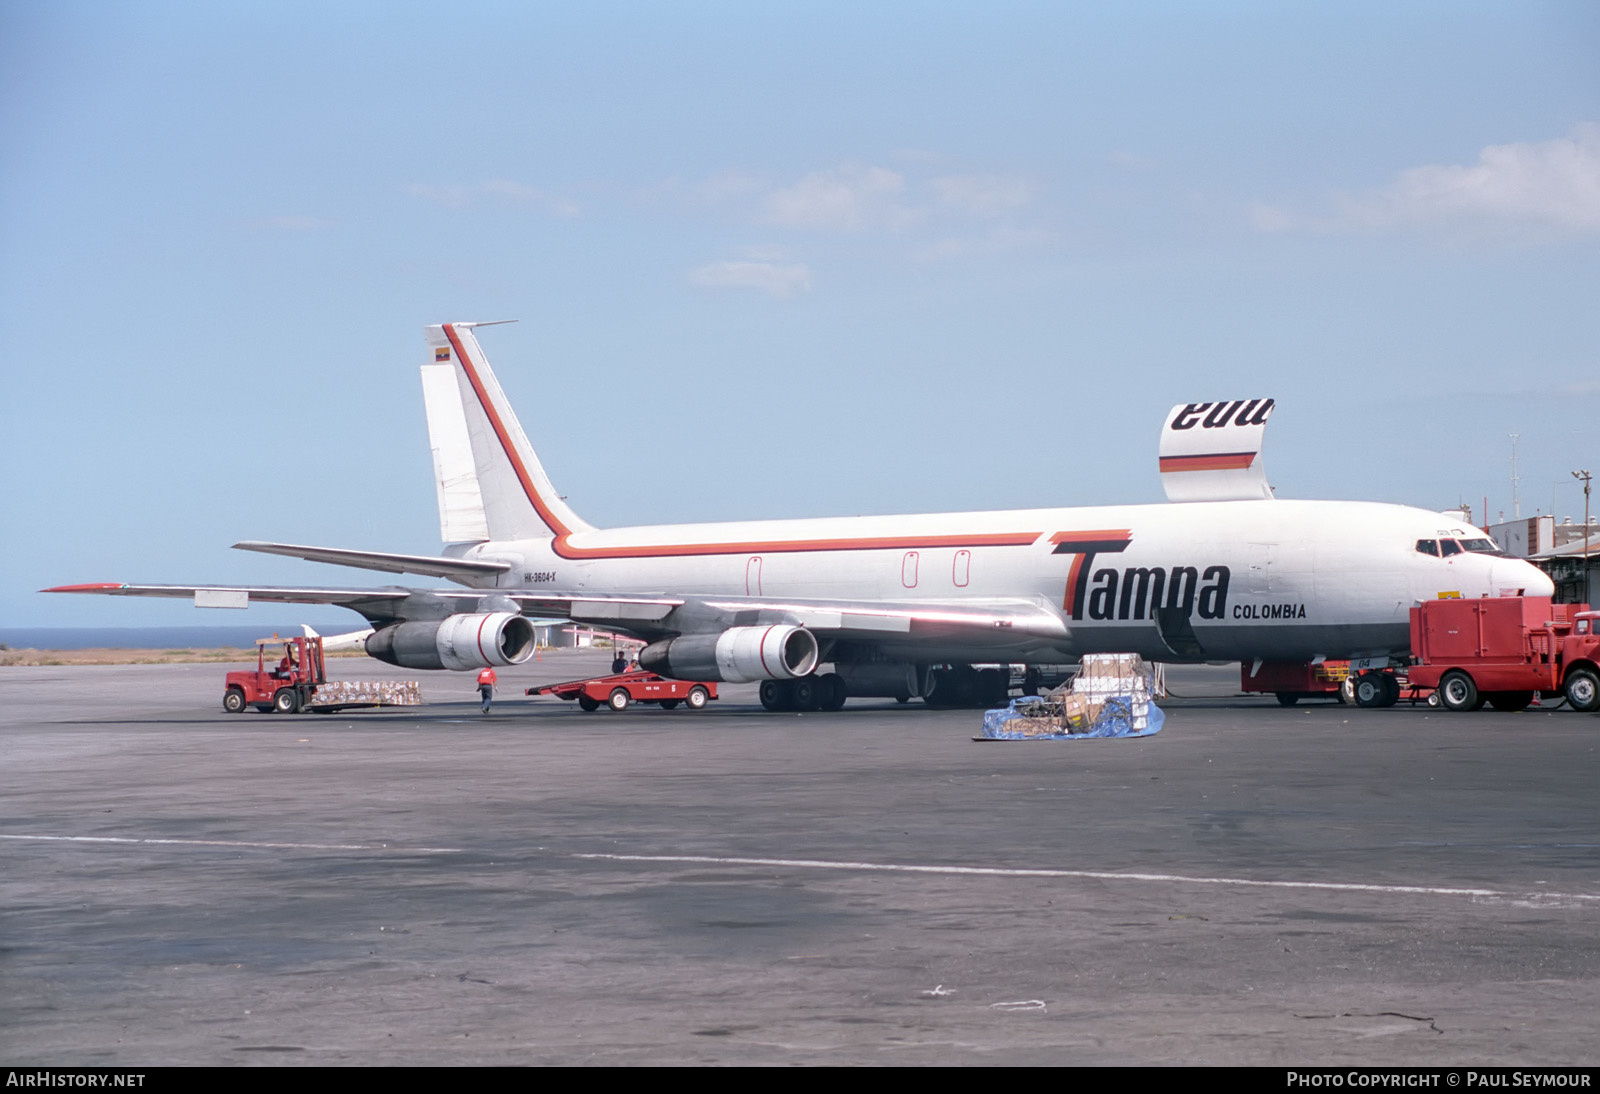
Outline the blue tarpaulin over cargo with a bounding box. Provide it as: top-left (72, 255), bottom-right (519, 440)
top-left (978, 695), bottom-right (1165, 740)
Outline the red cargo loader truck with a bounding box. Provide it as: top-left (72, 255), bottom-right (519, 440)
top-left (1406, 596), bottom-right (1599, 713)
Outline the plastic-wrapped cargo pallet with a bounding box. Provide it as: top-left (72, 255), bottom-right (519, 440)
top-left (310, 680), bottom-right (423, 707)
top-left (977, 654), bottom-right (1164, 740)
top-left (1071, 653), bottom-right (1153, 732)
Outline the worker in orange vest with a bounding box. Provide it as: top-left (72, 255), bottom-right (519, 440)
top-left (477, 666), bottom-right (497, 714)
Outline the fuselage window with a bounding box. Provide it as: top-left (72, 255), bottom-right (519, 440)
top-left (1416, 539), bottom-right (1439, 556)
top-left (1439, 539), bottom-right (1463, 557)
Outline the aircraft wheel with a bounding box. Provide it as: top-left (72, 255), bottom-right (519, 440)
top-left (1276, 692), bottom-right (1300, 707)
top-left (608, 688), bottom-right (630, 712)
top-left (659, 699), bottom-right (679, 710)
top-left (978, 668), bottom-right (1009, 707)
top-left (1438, 670), bottom-right (1478, 712)
top-left (759, 679), bottom-right (793, 712)
top-left (223, 688), bottom-right (247, 714)
top-left (792, 676), bottom-right (821, 711)
top-left (1353, 672), bottom-right (1389, 709)
top-left (577, 695), bottom-right (600, 712)
top-left (896, 696), bottom-right (911, 704)
top-left (819, 673), bottom-right (846, 711)
top-left (1564, 668), bottom-right (1600, 713)
top-left (1338, 678), bottom-right (1355, 705)
top-left (1379, 672), bottom-right (1400, 708)
top-left (273, 688), bottom-right (300, 715)
top-left (686, 685), bottom-right (710, 711)
top-left (1487, 691), bottom-right (1533, 713)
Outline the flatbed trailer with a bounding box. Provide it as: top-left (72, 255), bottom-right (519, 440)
top-left (527, 670), bottom-right (717, 712)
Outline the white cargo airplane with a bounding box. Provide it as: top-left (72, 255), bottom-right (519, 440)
top-left (47, 321), bottom-right (1553, 709)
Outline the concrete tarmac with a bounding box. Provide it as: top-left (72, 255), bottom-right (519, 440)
top-left (1, 651), bottom-right (1596, 1065)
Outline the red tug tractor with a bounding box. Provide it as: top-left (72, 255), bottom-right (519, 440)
top-left (527, 669), bottom-right (717, 712)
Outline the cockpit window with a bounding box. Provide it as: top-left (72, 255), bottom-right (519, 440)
top-left (1459, 538), bottom-right (1508, 556)
top-left (1415, 539), bottom-right (1439, 556)
top-left (1439, 539), bottom-right (1463, 556)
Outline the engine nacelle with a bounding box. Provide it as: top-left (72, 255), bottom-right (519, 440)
top-left (366, 612), bottom-right (536, 671)
top-left (640, 624), bottom-right (819, 683)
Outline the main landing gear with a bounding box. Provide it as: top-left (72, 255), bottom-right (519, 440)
top-left (760, 673), bottom-right (847, 712)
top-left (1352, 670), bottom-right (1400, 709)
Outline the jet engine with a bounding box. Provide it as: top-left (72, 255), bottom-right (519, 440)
top-left (639, 624), bottom-right (819, 683)
top-left (366, 612), bottom-right (536, 671)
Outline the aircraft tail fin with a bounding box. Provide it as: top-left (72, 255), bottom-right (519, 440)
top-left (421, 322), bottom-right (594, 543)
top-left (1158, 399), bottom-right (1275, 502)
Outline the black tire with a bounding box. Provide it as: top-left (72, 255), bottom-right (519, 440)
top-left (819, 673), bottom-right (846, 712)
top-left (1564, 667), bottom-right (1600, 713)
top-left (1379, 672), bottom-right (1400, 708)
top-left (223, 688), bottom-right (247, 714)
top-left (760, 679), bottom-right (793, 712)
top-left (1353, 673), bottom-right (1389, 709)
top-left (1486, 691), bottom-right (1534, 713)
top-left (1338, 678), bottom-right (1355, 705)
top-left (273, 688), bottom-right (300, 714)
top-left (1276, 693), bottom-right (1300, 707)
top-left (1438, 670), bottom-right (1478, 712)
top-left (792, 677), bottom-right (821, 711)
top-left (659, 699), bottom-right (679, 710)
top-left (577, 694), bottom-right (600, 712)
top-left (608, 688), bottom-right (630, 712)
top-left (686, 685), bottom-right (709, 711)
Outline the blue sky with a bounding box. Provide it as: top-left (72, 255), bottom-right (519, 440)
top-left (3, 1), bottom-right (1597, 628)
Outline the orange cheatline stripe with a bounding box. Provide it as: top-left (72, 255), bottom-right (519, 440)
top-left (1159, 452), bottom-right (1256, 472)
top-left (1048, 529), bottom-right (1131, 544)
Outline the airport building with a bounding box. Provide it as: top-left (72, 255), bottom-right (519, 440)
top-left (1487, 515), bottom-right (1600, 604)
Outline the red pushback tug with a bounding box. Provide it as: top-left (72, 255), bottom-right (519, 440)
top-left (1406, 596), bottom-right (1599, 713)
top-left (527, 669), bottom-right (717, 712)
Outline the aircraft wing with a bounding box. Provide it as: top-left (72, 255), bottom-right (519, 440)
top-left (41, 581), bottom-right (685, 626)
top-left (232, 540), bottom-right (511, 580)
top-left (551, 590), bottom-right (1071, 657)
top-left (43, 582), bottom-right (1066, 654)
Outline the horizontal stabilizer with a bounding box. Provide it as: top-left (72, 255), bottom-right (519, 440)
top-left (1158, 399), bottom-right (1274, 503)
top-left (232, 541), bottom-right (511, 579)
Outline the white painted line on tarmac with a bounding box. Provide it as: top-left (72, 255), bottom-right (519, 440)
top-left (0, 833), bottom-right (463, 854)
top-left (574, 852), bottom-right (1600, 904)
top-left (8, 835), bottom-right (1594, 905)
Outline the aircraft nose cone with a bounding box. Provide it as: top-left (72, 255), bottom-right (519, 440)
top-left (1495, 559), bottom-right (1554, 598)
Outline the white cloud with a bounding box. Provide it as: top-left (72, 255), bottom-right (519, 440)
top-left (763, 164), bottom-right (912, 232)
top-left (1258, 124), bottom-right (1600, 237)
top-left (405, 179), bottom-right (580, 217)
top-left (928, 173), bottom-right (1037, 217)
top-left (687, 260), bottom-right (813, 299)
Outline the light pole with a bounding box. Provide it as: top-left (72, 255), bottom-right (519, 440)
top-left (1575, 470), bottom-right (1592, 606)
